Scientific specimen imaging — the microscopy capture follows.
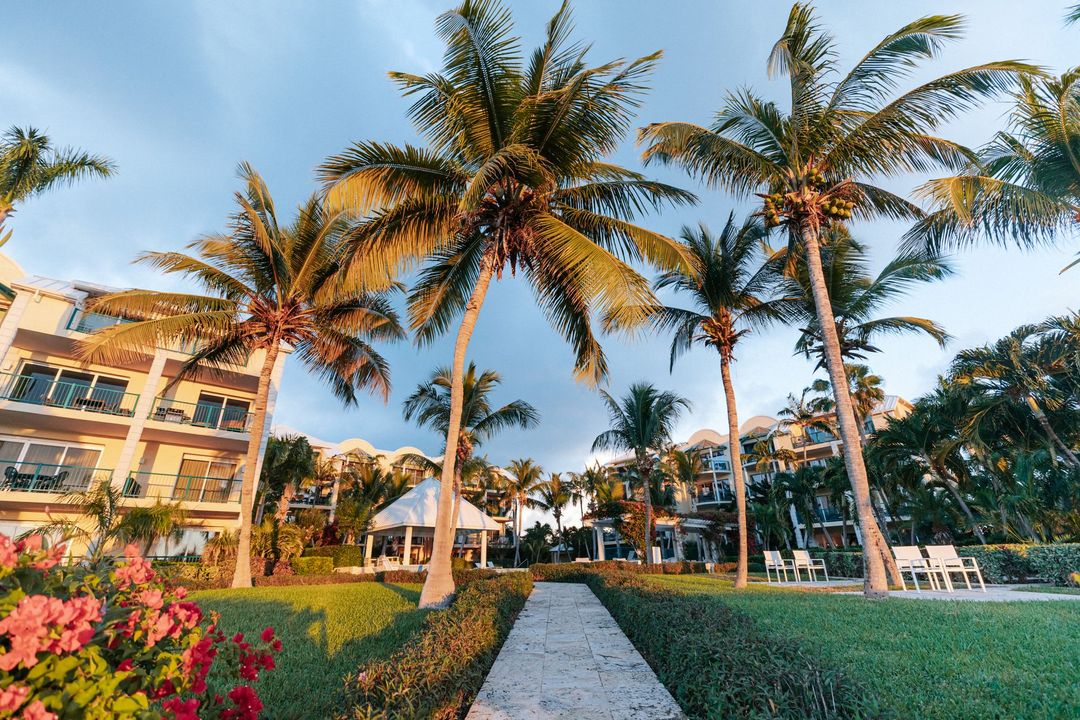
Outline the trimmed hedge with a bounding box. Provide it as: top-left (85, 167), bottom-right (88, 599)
top-left (291, 556), bottom-right (334, 575)
top-left (302, 544), bottom-right (365, 568)
top-left (807, 549), bottom-right (865, 579)
top-left (341, 571), bottom-right (533, 719)
top-left (956, 544), bottom-right (1080, 585)
top-left (543, 567), bottom-right (867, 718)
top-left (530, 560), bottom-right (707, 581)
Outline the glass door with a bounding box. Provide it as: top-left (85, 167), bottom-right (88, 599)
top-left (193, 393), bottom-right (224, 429)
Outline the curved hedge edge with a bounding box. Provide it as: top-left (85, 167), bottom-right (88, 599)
top-left (530, 560), bottom-right (709, 580)
top-left (540, 567), bottom-right (875, 719)
top-left (339, 571), bottom-right (534, 720)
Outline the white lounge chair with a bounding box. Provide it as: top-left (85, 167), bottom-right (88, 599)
top-left (474, 561), bottom-right (497, 569)
top-left (924, 545), bottom-right (986, 591)
top-left (376, 556), bottom-right (402, 572)
top-left (764, 550), bottom-right (796, 583)
top-left (893, 546), bottom-right (948, 592)
top-left (791, 550), bottom-right (829, 582)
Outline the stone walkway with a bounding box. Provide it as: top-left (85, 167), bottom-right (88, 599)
top-left (466, 582), bottom-right (685, 720)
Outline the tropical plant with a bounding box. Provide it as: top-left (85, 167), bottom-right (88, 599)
top-left (504, 458), bottom-right (544, 566)
top-left (528, 473), bottom-right (573, 561)
top-left (257, 434), bottom-right (316, 523)
top-left (79, 164), bottom-right (404, 588)
top-left (780, 229), bottom-right (953, 366)
top-left (0, 126), bottom-right (114, 243)
top-left (120, 501), bottom-right (188, 556)
top-left (775, 464), bottom-right (835, 548)
top-left (592, 382), bottom-right (690, 564)
top-left (321, 0), bottom-right (695, 608)
top-left (648, 215), bottom-right (796, 587)
top-left (810, 363), bottom-right (885, 445)
top-left (777, 387), bottom-right (836, 460)
top-left (639, 2), bottom-right (1029, 596)
top-left (910, 69), bottom-right (1080, 270)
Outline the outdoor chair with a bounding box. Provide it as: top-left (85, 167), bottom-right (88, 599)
top-left (764, 550), bottom-right (797, 583)
top-left (473, 561), bottom-right (496, 569)
top-left (893, 546), bottom-right (950, 592)
top-left (376, 556), bottom-right (401, 572)
top-left (924, 545), bottom-right (986, 591)
top-left (791, 549), bottom-right (830, 582)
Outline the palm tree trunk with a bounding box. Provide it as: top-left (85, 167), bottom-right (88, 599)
top-left (637, 453), bottom-right (652, 566)
top-left (801, 225), bottom-right (894, 597)
top-left (419, 256), bottom-right (495, 608)
top-left (927, 460), bottom-right (987, 544)
top-left (719, 354), bottom-right (749, 589)
top-left (513, 498), bottom-right (522, 567)
top-left (1026, 397), bottom-right (1080, 467)
top-left (231, 344), bottom-right (279, 589)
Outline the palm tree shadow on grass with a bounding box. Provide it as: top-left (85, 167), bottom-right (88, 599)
top-left (196, 585), bottom-right (427, 720)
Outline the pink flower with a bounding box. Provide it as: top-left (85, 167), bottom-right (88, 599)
top-left (20, 701), bottom-right (56, 720)
top-left (0, 684), bottom-right (29, 713)
top-left (162, 697), bottom-right (199, 720)
top-left (260, 627), bottom-right (275, 643)
top-left (0, 535), bottom-right (18, 569)
top-left (114, 548), bottom-right (155, 589)
top-left (0, 594), bottom-right (102, 669)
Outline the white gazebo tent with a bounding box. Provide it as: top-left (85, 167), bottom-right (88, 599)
top-left (364, 477), bottom-right (501, 568)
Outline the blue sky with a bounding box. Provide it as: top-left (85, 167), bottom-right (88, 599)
top-left (5, 1), bottom-right (1078, 485)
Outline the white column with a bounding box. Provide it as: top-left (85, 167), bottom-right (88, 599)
top-left (111, 349), bottom-right (168, 490)
top-left (0, 293), bottom-right (30, 371)
top-left (480, 530), bottom-right (488, 568)
top-left (403, 526), bottom-right (413, 566)
top-left (328, 473), bottom-right (340, 522)
top-left (364, 533), bottom-right (375, 566)
top-left (594, 526), bottom-right (605, 561)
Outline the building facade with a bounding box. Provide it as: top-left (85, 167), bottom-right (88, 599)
top-left (0, 255), bottom-right (284, 557)
top-left (594, 398), bottom-right (913, 557)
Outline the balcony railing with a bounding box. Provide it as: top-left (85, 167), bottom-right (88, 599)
top-left (0, 373), bottom-right (139, 416)
top-left (814, 507), bottom-right (844, 522)
top-left (123, 471), bottom-right (240, 504)
top-left (291, 492), bottom-right (333, 507)
top-left (0, 461), bottom-right (112, 494)
top-left (694, 486), bottom-right (734, 505)
top-left (149, 398), bottom-right (253, 433)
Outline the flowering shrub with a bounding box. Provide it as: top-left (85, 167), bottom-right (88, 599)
top-left (0, 534), bottom-right (281, 719)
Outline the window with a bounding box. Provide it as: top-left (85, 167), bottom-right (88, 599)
top-left (0, 436), bottom-right (103, 493)
top-left (174, 456), bottom-right (239, 502)
top-left (6, 362), bottom-right (130, 413)
top-left (71, 310), bottom-right (129, 334)
top-left (805, 427), bottom-right (835, 444)
top-left (193, 393), bottom-right (251, 431)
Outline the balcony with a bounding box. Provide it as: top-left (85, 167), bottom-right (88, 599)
top-left (149, 397), bottom-right (252, 433)
top-left (290, 491), bottom-right (333, 507)
top-left (694, 486), bottom-right (733, 505)
top-left (814, 507), bottom-right (844, 523)
top-left (0, 372), bottom-right (139, 417)
top-left (123, 471), bottom-right (239, 504)
top-left (0, 461), bottom-right (112, 495)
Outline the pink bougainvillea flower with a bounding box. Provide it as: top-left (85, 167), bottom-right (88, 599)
top-left (20, 700), bottom-right (57, 720)
top-left (0, 684), bottom-right (29, 713)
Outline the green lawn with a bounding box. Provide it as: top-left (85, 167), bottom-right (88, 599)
top-left (1015, 584), bottom-right (1080, 596)
top-left (650, 576), bottom-right (1080, 719)
top-left (193, 583), bottom-right (426, 720)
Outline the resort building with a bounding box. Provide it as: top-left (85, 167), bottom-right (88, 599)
top-left (593, 397), bottom-right (913, 558)
top-left (0, 254), bottom-right (283, 557)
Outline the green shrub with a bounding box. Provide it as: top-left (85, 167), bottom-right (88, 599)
top-left (1025, 545), bottom-right (1080, 585)
top-left (302, 544), bottom-right (365, 568)
top-left (541, 566), bottom-right (866, 718)
top-left (342, 572), bottom-right (533, 719)
top-left (808, 549), bottom-right (865, 578)
top-left (530, 560), bottom-right (706, 581)
top-left (291, 556), bottom-right (334, 575)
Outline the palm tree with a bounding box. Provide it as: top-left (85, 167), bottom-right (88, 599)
top-left (777, 387), bottom-right (836, 461)
top-left (257, 434), bottom-right (316, 523)
top-left (909, 70), bottom-right (1080, 267)
top-left (321, 0), bottom-right (694, 608)
top-left (781, 230), bottom-right (953, 367)
top-left (121, 502), bottom-right (188, 556)
top-left (591, 383), bottom-right (691, 565)
top-left (810, 363), bottom-right (885, 445)
top-left (403, 361), bottom-right (539, 553)
top-left (0, 126), bottom-right (114, 242)
top-left (648, 216), bottom-right (796, 587)
top-left (79, 164), bottom-right (404, 588)
top-left (951, 325), bottom-right (1080, 468)
top-left (775, 464), bottom-right (834, 549)
top-left (639, 3), bottom-right (1029, 596)
top-left (529, 472), bottom-right (573, 562)
top-left (504, 458), bottom-right (544, 566)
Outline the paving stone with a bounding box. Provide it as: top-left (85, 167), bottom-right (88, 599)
top-left (466, 582), bottom-right (686, 720)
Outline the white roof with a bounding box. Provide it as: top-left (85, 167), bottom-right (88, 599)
top-left (368, 477), bottom-right (500, 532)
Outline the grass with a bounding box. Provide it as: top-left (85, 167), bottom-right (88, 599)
top-left (649, 575), bottom-right (1080, 719)
top-left (193, 582), bottom-right (427, 720)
